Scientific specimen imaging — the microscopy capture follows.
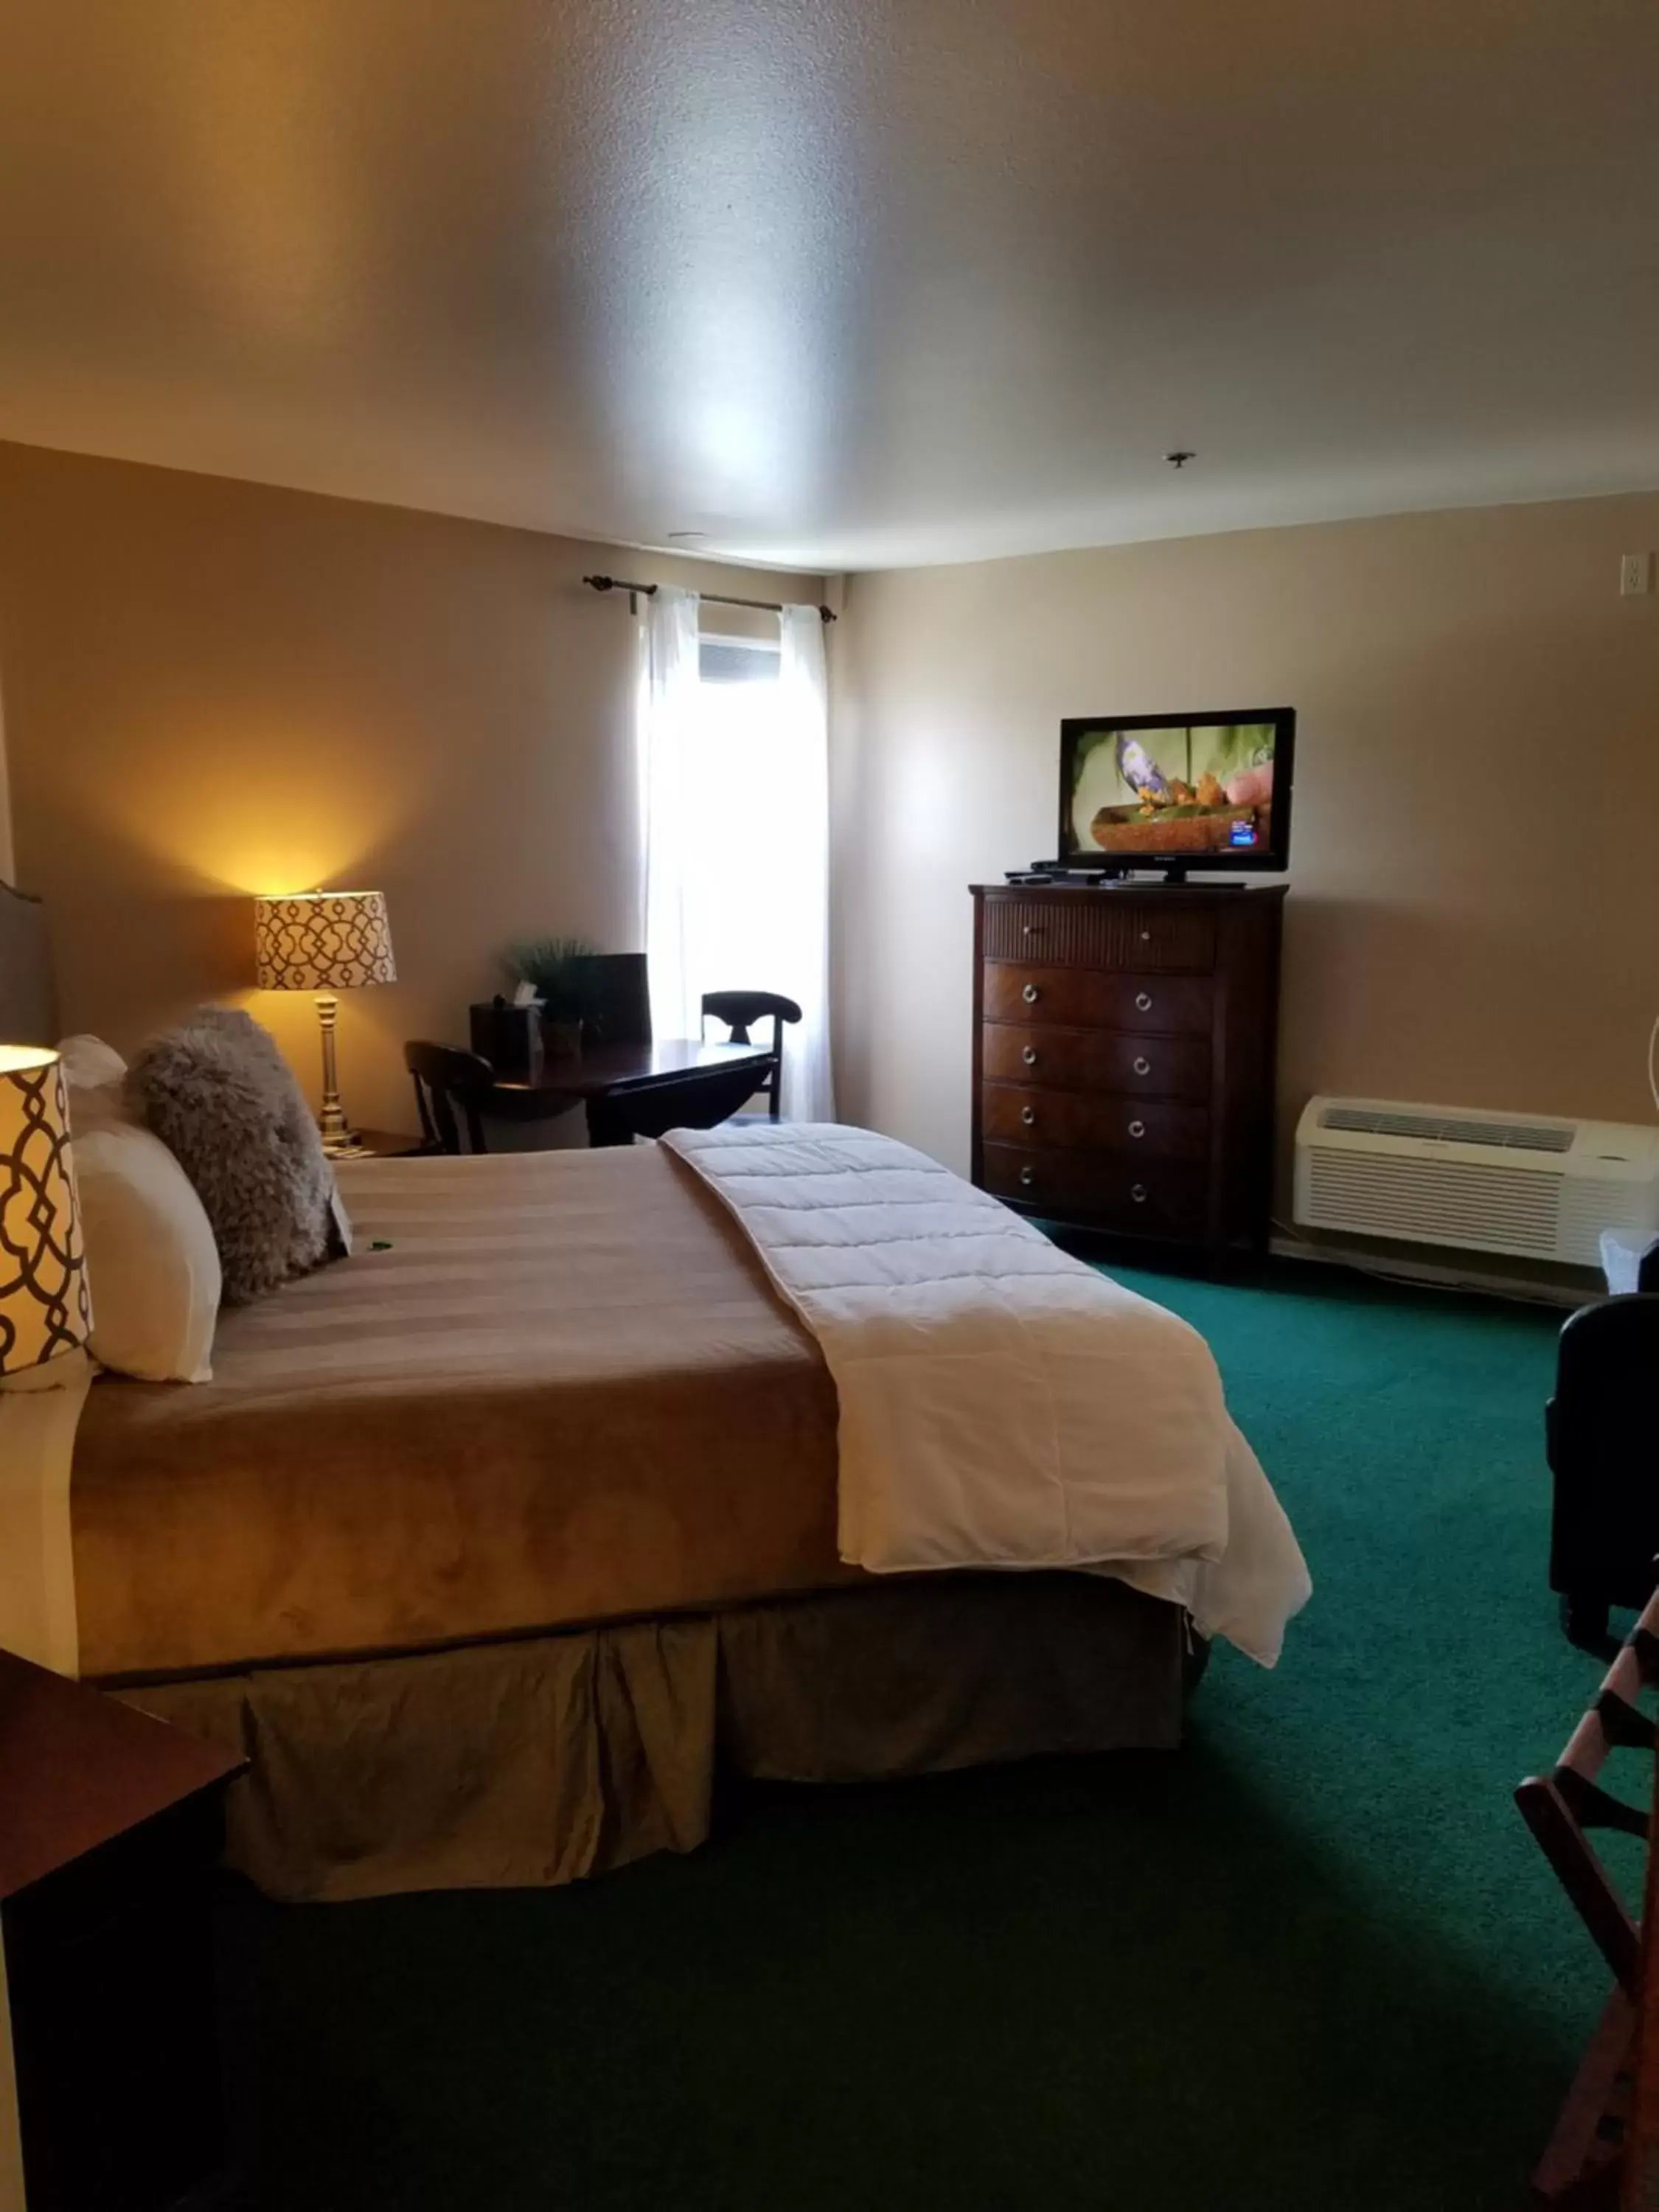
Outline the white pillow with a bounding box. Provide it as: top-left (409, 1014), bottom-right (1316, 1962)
top-left (74, 1122), bottom-right (220, 1382)
top-left (59, 1034), bottom-right (129, 1136)
top-left (59, 1034), bottom-right (128, 1089)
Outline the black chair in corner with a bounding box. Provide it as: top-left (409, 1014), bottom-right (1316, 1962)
top-left (700, 991), bottom-right (801, 1122)
top-left (404, 1040), bottom-right (495, 1155)
top-left (1548, 1294), bottom-right (1659, 1647)
top-left (575, 953), bottom-right (653, 1047)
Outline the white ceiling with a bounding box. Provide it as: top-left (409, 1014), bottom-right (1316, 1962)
top-left (1, 1), bottom-right (1657, 571)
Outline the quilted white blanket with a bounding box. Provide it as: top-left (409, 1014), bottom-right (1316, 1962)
top-left (662, 1123), bottom-right (1310, 1665)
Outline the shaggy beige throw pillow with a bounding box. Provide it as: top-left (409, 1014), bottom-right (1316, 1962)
top-left (124, 1007), bottom-right (335, 1304)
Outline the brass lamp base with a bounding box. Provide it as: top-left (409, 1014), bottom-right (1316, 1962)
top-left (313, 995), bottom-right (366, 1159)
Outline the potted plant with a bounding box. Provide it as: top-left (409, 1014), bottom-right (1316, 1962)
top-left (503, 935), bottom-right (599, 1058)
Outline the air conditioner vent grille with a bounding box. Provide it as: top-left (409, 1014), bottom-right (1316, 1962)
top-left (1305, 1150), bottom-right (1562, 1256)
top-left (1318, 1104), bottom-right (1574, 1154)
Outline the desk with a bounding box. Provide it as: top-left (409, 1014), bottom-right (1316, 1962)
top-left (486, 1039), bottom-right (777, 1147)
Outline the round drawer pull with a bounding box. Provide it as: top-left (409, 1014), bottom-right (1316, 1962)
top-left (1019, 1164), bottom-right (1036, 1188)
top-left (1020, 1105), bottom-right (1036, 1127)
top-left (1023, 983), bottom-right (1040, 1004)
top-left (1139, 929), bottom-right (1151, 942)
top-left (1130, 1183), bottom-right (1149, 1204)
top-left (1128, 1119), bottom-right (1147, 1139)
top-left (1021, 1046), bottom-right (1038, 1068)
top-left (1135, 991), bottom-right (1152, 1012)
top-left (1133, 1055), bottom-right (1151, 1077)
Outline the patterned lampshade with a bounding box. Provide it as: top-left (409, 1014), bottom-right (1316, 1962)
top-left (0, 1046), bottom-right (91, 1376)
top-left (254, 891), bottom-right (397, 992)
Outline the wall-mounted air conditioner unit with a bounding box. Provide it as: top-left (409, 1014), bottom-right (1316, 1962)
top-left (1294, 1097), bottom-right (1659, 1267)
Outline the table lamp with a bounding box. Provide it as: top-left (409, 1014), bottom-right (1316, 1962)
top-left (254, 890), bottom-right (396, 1158)
top-left (0, 1046), bottom-right (91, 1380)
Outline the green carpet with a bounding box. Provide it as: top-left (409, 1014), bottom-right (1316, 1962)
top-left (216, 1262), bottom-right (1627, 2211)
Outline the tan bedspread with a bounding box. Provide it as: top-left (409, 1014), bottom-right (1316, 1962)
top-left (72, 1146), bottom-right (852, 1680)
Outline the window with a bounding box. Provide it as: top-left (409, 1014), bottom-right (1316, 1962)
top-left (698, 635), bottom-right (779, 686)
top-left (639, 585), bottom-right (832, 1119)
top-left (681, 631), bottom-right (788, 1020)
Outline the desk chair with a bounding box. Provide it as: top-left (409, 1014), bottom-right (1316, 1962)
top-left (404, 1040), bottom-right (495, 1155)
top-left (575, 953), bottom-right (652, 1046)
top-left (700, 991), bottom-right (801, 1121)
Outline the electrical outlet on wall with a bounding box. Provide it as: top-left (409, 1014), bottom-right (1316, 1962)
top-left (1620, 552), bottom-right (1654, 597)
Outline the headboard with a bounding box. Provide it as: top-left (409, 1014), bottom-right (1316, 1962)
top-left (0, 880), bottom-right (58, 1045)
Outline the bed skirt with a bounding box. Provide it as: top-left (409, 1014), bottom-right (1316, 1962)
top-left (115, 1574), bottom-right (1194, 1902)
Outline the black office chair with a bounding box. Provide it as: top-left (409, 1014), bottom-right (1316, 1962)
top-left (1548, 1294), bottom-right (1659, 1647)
top-left (404, 1040), bottom-right (495, 1155)
top-left (700, 991), bottom-right (801, 1121)
top-left (574, 953), bottom-right (652, 1046)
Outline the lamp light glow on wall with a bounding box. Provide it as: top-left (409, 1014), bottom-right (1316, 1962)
top-left (0, 1046), bottom-right (91, 1380)
top-left (254, 890), bottom-right (396, 1158)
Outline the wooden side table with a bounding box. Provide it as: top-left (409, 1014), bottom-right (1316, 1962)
top-left (0, 1651), bottom-right (246, 2211)
top-left (333, 1128), bottom-right (426, 1161)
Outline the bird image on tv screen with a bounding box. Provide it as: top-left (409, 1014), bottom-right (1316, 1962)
top-left (1064, 720), bottom-right (1279, 860)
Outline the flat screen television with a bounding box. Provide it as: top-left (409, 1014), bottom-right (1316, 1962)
top-left (1057, 707), bottom-right (1295, 877)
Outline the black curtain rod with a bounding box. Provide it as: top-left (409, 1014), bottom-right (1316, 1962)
top-left (582, 573), bottom-right (836, 622)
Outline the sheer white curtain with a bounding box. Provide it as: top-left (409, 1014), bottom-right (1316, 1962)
top-left (638, 588), bottom-right (835, 1122)
top-left (773, 604), bottom-right (835, 1120)
top-left (638, 583), bottom-right (703, 1043)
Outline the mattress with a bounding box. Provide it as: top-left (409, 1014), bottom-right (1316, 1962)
top-left (72, 1145), bottom-right (853, 1680)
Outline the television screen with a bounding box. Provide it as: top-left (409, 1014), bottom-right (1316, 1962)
top-left (1057, 708), bottom-right (1294, 873)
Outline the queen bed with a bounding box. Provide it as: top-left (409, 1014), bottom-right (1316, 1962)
top-left (1, 881), bottom-right (1309, 1901)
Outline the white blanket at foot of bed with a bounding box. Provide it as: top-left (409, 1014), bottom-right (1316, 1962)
top-left (662, 1124), bottom-right (1310, 1666)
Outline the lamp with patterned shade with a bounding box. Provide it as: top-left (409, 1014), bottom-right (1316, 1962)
top-left (0, 1046), bottom-right (91, 1379)
top-left (254, 890), bottom-right (397, 1158)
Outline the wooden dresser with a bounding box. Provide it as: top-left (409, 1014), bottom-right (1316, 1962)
top-left (970, 883), bottom-right (1287, 1266)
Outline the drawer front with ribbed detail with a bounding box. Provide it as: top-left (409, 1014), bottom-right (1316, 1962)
top-left (983, 964), bottom-right (1214, 1037)
top-left (982, 1025), bottom-right (1211, 1102)
top-left (981, 1144), bottom-right (1210, 1238)
top-left (983, 900), bottom-right (1215, 973)
top-left (981, 1085), bottom-right (1209, 1162)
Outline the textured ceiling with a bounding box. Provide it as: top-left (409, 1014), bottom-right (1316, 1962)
top-left (1, 1), bottom-right (1657, 570)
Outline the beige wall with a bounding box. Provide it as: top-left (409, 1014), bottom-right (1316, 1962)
top-left (5, 439), bottom-right (1654, 1184)
top-left (0, 441), bottom-right (821, 1133)
top-left (832, 493), bottom-right (1659, 1201)
top-left (0, 655), bottom-right (13, 879)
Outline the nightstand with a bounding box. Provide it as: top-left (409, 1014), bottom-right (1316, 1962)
top-left (0, 1650), bottom-right (246, 2211)
top-left (333, 1128), bottom-right (426, 1161)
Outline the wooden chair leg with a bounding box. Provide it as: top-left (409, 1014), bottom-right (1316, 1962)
top-left (1531, 1988), bottom-right (1634, 2208)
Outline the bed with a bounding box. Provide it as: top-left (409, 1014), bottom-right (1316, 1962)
top-left (1, 883), bottom-right (1308, 1902)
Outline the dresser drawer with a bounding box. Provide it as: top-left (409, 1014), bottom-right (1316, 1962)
top-left (982, 1085), bottom-right (1209, 1162)
top-left (981, 1025), bottom-right (1211, 1102)
top-left (983, 964), bottom-right (1214, 1036)
top-left (982, 899), bottom-right (1215, 973)
top-left (981, 1144), bottom-right (1210, 1239)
